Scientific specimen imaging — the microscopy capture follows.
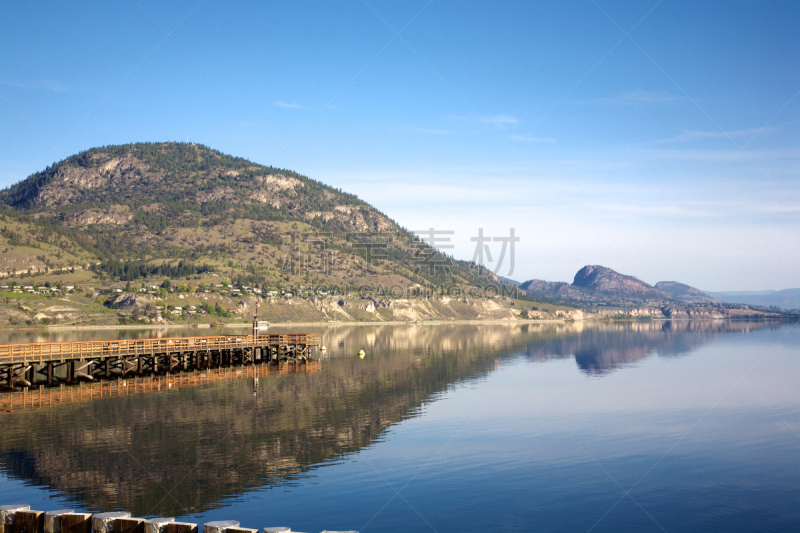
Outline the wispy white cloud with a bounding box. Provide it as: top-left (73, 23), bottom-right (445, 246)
top-left (661, 126), bottom-right (776, 143)
top-left (756, 203), bottom-right (800, 214)
top-left (640, 147), bottom-right (799, 161)
top-left (1, 79), bottom-right (69, 92)
top-left (511, 135), bottom-right (556, 143)
top-left (583, 202), bottom-right (716, 218)
top-left (581, 89), bottom-right (684, 106)
top-left (275, 101), bottom-right (302, 109)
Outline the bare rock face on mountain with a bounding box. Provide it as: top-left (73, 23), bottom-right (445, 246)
top-left (521, 265), bottom-right (738, 310)
top-left (654, 281), bottom-right (720, 304)
top-left (521, 265), bottom-right (696, 307)
top-left (572, 265), bottom-right (669, 299)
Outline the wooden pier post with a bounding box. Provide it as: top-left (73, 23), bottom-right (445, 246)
top-left (113, 518), bottom-right (143, 533)
top-left (60, 514), bottom-right (91, 533)
top-left (14, 511), bottom-right (44, 533)
top-left (142, 519), bottom-right (173, 533)
top-left (91, 512), bottom-right (130, 533)
top-left (202, 522), bottom-right (238, 533)
top-left (163, 524), bottom-right (197, 533)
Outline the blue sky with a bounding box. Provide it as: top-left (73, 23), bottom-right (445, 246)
top-left (1, 0), bottom-right (798, 290)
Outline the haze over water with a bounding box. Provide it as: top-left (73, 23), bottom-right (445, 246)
top-left (1, 321), bottom-right (798, 532)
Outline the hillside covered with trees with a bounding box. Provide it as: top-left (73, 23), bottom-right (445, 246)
top-left (0, 142), bottom-right (501, 293)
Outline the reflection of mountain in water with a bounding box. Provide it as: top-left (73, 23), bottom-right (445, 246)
top-left (522, 320), bottom-right (782, 374)
top-left (0, 321), bottom-right (781, 516)
top-left (0, 324), bottom-right (533, 517)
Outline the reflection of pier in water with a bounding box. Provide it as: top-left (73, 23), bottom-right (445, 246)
top-left (0, 361), bottom-right (321, 413)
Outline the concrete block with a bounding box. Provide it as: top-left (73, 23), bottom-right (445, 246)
top-left (0, 505), bottom-right (31, 533)
top-left (44, 510), bottom-right (74, 533)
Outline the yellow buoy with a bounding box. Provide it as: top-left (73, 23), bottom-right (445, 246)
top-left (358, 349), bottom-right (366, 359)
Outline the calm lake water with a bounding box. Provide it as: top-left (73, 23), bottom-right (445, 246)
top-left (1, 320), bottom-right (798, 532)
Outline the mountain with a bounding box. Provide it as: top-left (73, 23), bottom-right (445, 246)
top-left (655, 281), bottom-right (720, 304)
top-left (708, 289), bottom-right (800, 310)
top-left (522, 265), bottom-right (721, 308)
top-left (0, 142), bottom-right (497, 292)
top-left (572, 265), bottom-right (669, 299)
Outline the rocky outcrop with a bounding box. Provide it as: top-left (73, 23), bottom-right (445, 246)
top-left (521, 265), bottom-right (715, 309)
top-left (70, 205), bottom-right (132, 226)
top-left (258, 295), bottom-right (571, 323)
top-left (573, 265), bottom-right (668, 298)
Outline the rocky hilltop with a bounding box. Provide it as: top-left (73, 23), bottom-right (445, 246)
top-left (522, 265), bottom-right (729, 309)
top-left (573, 265), bottom-right (669, 299)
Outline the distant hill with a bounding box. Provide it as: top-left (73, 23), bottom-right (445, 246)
top-left (521, 265), bottom-right (720, 308)
top-left (708, 289), bottom-right (800, 310)
top-left (497, 275), bottom-right (522, 287)
top-left (572, 265), bottom-right (668, 299)
top-left (0, 142), bottom-right (497, 291)
top-left (655, 281), bottom-right (720, 304)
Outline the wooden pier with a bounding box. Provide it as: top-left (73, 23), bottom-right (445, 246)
top-left (0, 333), bottom-right (321, 390)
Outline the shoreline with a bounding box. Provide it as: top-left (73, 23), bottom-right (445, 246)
top-left (0, 315), bottom-right (791, 333)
